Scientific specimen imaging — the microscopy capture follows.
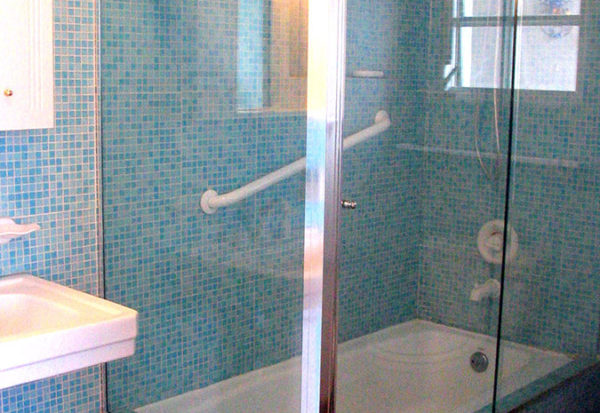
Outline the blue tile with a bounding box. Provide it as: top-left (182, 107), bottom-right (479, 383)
top-left (0, 1), bottom-right (102, 411)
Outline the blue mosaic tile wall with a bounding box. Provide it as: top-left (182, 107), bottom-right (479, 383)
top-left (338, 0), bottom-right (428, 340)
top-left (101, 0), bottom-right (423, 409)
top-left (415, 1), bottom-right (600, 356)
top-left (0, 1), bottom-right (102, 412)
top-left (102, 1), bottom-right (290, 410)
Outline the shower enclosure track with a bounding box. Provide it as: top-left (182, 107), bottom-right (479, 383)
top-left (200, 110), bottom-right (391, 214)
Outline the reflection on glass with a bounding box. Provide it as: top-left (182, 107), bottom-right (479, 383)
top-left (270, 0), bottom-right (308, 110)
top-left (237, 0), bottom-right (308, 111)
top-left (102, 0), bottom-right (310, 410)
top-left (237, 0), bottom-right (266, 110)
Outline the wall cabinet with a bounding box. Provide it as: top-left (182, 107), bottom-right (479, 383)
top-left (0, 0), bottom-right (53, 131)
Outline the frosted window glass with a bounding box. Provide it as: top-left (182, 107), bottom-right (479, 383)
top-left (462, 0), bottom-right (581, 17)
top-left (515, 26), bottom-right (579, 91)
top-left (459, 26), bottom-right (579, 91)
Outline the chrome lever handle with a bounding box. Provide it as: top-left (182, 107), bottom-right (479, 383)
top-left (341, 200), bottom-right (357, 209)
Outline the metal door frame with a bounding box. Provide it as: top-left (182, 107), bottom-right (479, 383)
top-left (302, 0), bottom-right (347, 412)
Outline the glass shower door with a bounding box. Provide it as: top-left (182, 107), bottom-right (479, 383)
top-left (495, 0), bottom-right (600, 410)
top-left (101, 1), bottom-right (345, 412)
top-left (335, 0), bottom-right (517, 411)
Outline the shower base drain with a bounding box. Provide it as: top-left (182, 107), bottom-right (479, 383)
top-left (470, 351), bottom-right (489, 373)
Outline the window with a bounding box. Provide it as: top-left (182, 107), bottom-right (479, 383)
top-left (445, 0), bottom-right (581, 92)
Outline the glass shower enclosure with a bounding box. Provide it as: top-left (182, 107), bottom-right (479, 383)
top-left (100, 0), bottom-right (600, 412)
top-left (101, 0), bottom-right (314, 411)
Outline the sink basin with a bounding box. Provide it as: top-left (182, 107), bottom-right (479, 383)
top-left (0, 273), bottom-right (137, 389)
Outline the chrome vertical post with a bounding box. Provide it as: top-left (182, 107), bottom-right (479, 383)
top-left (302, 0), bottom-right (346, 412)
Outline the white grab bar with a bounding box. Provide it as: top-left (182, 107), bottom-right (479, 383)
top-left (200, 110), bottom-right (391, 214)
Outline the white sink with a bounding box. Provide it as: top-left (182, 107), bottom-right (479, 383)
top-left (0, 273), bottom-right (137, 389)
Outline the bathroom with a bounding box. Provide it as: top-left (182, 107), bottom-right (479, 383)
top-left (0, 0), bottom-right (599, 412)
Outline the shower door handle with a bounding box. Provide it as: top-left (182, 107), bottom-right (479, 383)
top-left (341, 200), bottom-right (357, 209)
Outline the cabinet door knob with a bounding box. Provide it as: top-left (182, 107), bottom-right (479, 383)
top-left (4, 89), bottom-right (13, 97)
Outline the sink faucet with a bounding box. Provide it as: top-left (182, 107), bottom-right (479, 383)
top-left (470, 279), bottom-right (501, 301)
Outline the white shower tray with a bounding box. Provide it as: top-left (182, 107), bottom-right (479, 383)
top-left (0, 273), bottom-right (137, 389)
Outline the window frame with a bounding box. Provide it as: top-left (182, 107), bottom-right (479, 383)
top-left (444, 0), bottom-right (587, 104)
